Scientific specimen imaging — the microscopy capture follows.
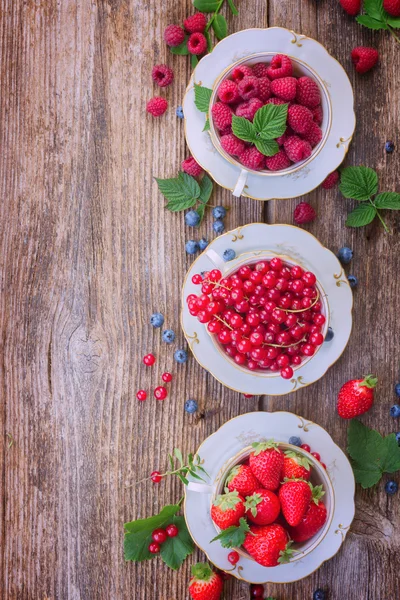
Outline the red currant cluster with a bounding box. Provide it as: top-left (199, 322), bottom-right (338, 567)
top-left (187, 258), bottom-right (326, 380)
top-left (300, 444), bottom-right (327, 470)
top-left (138, 354), bottom-right (173, 401)
top-left (148, 524), bottom-right (179, 554)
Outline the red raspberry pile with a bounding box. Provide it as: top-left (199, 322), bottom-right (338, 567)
top-left (211, 54), bottom-right (324, 171)
top-left (187, 258), bottom-right (326, 380)
top-left (164, 12), bottom-right (208, 56)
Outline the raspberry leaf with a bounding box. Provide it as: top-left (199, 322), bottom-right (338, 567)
top-left (191, 54), bottom-right (199, 69)
top-left (203, 118), bottom-right (211, 132)
top-left (198, 175), bottom-right (213, 204)
top-left (364, 0), bottom-right (386, 21)
top-left (356, 15), bottom-right (388, 30)
top-left (339, 166), bottom-right (378, 200)
top-left (227, 0), bottom-right (239, 15)
top-left (210, 517), bottom-right (252, 548)
top-left (155, 176), bottom-right (199, 211)
top-left (193, 0), bottom-right (220, 11)
top-left (345, 204), bottom-right (377, 227)
top-left (194, 83), bottom-right (213, 113)
top-left (160, 515), bottom-right (195, 570)
top-left (255, 138), bottom-right (279, 157)
top-left (386, 16), bottom-right (400, 28)
top-left (232, 115), bottom-right (257, 143)
top-left (253, 104), bottom-right (288, 140)
top-left (212, 14), bottom-right (228, 40)
top-left (170, 37), bottom-right (189, 55)
top-left (178, 171), bottom-right (201, 199)
top-left (374, 192), bottom-right (400, 209)
top-left (196, 203), bottom-right (206, 222)
top-left (205, 31), bottom-right (213, 53)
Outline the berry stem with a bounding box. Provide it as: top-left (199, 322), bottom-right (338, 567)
top-left (205, 0), bottom-right (225, 33)
top-left (373, 205), bottom-right (390, 234)
top-left (214, 315), bottom-right (306, 348)
top-left (388, 25), bottom-right (400, 45)
top-left (285, 289), bottom-right (320, 313)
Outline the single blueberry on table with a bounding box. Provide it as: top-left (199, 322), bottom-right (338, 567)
top-left (390, 404), bottom-right (400, 418)
top-left (325, 327), bottom-right (334, 342)
top-left (174, 349), bottom-right (188, 364)
top-left (185, 239), bottom-right (200, 255)
top-left (176, 105), bottom-right (184, 119)
top-left (162, 329), bottom-right (175, 344)
top-left (337, 246), bottom-right (353, 265)
top-left (150, 312), bottom-right (164, 328)
top-left (185, 210), bottom-right (200, 227)
top-left (395, 383), bottom-right (400, 397)
top-left (289, 436), bottom-right (302, 447)
top-left (213, 220), bottom-right (225, 234)
top-left (395, 432), bottom-right (400, 446)
top-left (184, 399), bottom-right (198, 414)
top-left (385, 140), bottom-right (395, 153)
top-left (313, 590), bottom-right (326, 600)
top-left (212, 205), bottom-right (226, 219)
top-left (385, 480), bottom-right (398, 495)
top-left (348, 275), bottom-right (358, 288)
top-left (199, 238), bottom-right (209, 251)
top-left (223, 248), bottom-right (236, 262)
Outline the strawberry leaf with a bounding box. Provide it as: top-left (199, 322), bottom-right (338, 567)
top-left (345, 204), bottom-right (376, 227)
top-left (210, 518), bottom-right (252, 548)
top-left (339, 166), bottom-right (378, 201)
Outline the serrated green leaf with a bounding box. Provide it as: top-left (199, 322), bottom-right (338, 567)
top-left (203, 118), bottom-right (210, 132)
top-left (356, 15), bottom-right (388, 30)
top-left (178, 171), bottom-right (201, 199)
top-left (210, 518), bottom-right (251, 548)
top-left (339, 166), bottom-right (378, 200)
top-left (374, 192), bottom-right (400, 209)
top-left (232, 115), bottom-right (257, 142)
top-left (253, 103), bottom-right (288, 140)
top-left (193, 0), bottom-right (219, 11)
top-left (227, 0), bottom-right (239, 15)
top-left (168, 454), bottom-right (175, 470)
top-left (364, 0), bottom-right (386, 21)
top-left (205, 31), bottom-right (213, 53)
top-left (212, 14), bottom-right (227, 40)
top-left (170, 37), bottom-right (189, 55)
top-left (178, 473), bottom-right (189, 486)
top-left (160, 515), bottom-right (194, 570)
top-left (194, 83), bottom-right (213, 113)
top-left (198, 175), bottom-right (213, 204)
top-left (387, 15), bottom-right (400, 27)
top-left (191, 54), bottom-right (199, 69)
top-left (346, 204), bottom-right (377, 227)
top-left (255, 138), bottom-right (279, 157)
top-left (165, 197), bottom-right (197, 212)
top-left (174, 448), bottom-right (184, 465)
top-left (196, 203), bottom-right (206, 223)
top-left (124, 505), bottom-right (180, 561)
top-left (155, 176), bottom-right (191, 204)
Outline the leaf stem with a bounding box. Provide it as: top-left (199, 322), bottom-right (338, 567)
top-left (205, 0), bottom-right (225, 32)
top-left (388, 25), bottom-right (400, 44)
top-left (369, 198), bottom-right (390, 233)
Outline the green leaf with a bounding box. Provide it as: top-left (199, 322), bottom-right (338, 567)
top-left (255, 138), bottom-right (279, 157)
top-left (168, 454), bottom-right (174, 470)
top-left (170, 37), bottom-right (189, 55)
top-left (374, 192), bottom-right (400, 209)
top-left (155, 176), bottom-right (193, 204)
top-left (203, 118), bottom-right (210, 132)
top-left (174, 448), bottom-right (184, 465)
top-left (227, 0), bottom-right (239, 15)
top-left (178, 473), bottom-right (189, 486)
top-left (232, 115), bottom-right (257, 142)
top-left (346, 204), bottom-right (377, 227)
top-left (196, 204), bottom-right (206, 223)
top-left (198, 175), bottom-right (213, 204)
top-left (356, 15), bottom-right (388, 30)
top-left (165, 197), bottom-right (197, 212)
top-left (339, 166), bottom-right (378, 201)
top-left (193, 0), bottom-right (220, 11)
top-left (253, 103), bottom-right (288, 140)
top-left (386, 15), bottom-right (400, 28)
top-left (210, 518), bottom-right (252, 548)
top-left (160, 515), bottom-right (194, 570)
top-left (178, 172), bottom-right (201, 199)
top-left (194, 83), bottom-right (213, 113)
top-left (191, 54), bottom-right (199, 69)
top-left (364, 0), bottom-right (386, 20)
top-left (124, 504), bottom-right (180, 561)
top-left (205, 31), bottom-right (213, 53)
top-left (212, 14), bottom-right (228, 40)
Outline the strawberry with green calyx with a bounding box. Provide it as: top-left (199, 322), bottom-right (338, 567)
top-left (282, 451), bottom-right (312, 480)
top-left (226, 464), bottom-right (260, 497)
top-left (211, 490), bottom-right (245, 530)
top-left (287, 498), bottom-right (327, 543)
top-left (243, 523), bottom-right (294, 567)
top-left (244, 489), bottom-right (281, 525)
top-left (249, 441), bottom-right (284, 491)
top-left (278, 479), bottom-right (322, 527)
top-left (189, 562), bottom-right (223, 600)
top-left (337, 374), bottom-right (378, 419)
top-left (210, 517), bottom-right (253, 548)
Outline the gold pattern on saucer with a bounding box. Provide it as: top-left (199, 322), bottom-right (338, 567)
top-left (231, 227), bottom-right (244, 242)
top-left (224, 564), bottom-right (245, 579)
top-left (291, 376), bottom-right (308, 391)
top-left (187, 332), bottom-right (200, 348)
top-left (290, 30), bottom-right (309, 47)
top-left (297, 417), bottom-right (314, 432)
top-left (336, 136), bottom-right (353, 150)
top-left (334, 270), bottom-right (350, 287)
top-left (335, 524), bottom-right (351, 541)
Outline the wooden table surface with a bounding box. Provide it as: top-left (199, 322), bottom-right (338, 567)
top-left (1, 1), bottom-right (400, 598)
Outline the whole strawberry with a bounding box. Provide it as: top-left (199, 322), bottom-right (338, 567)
top-left (243, 523), bottom-right (293, 567)
top-left (245, 489), bottom-right (281, 525)
top-left (189, 563), bottom-right (223, 600)
top-left (339, 0), bottom-right (361, 15)
top-left (351, 47), bottom-right (379, 74)
top-left (337, 374), bottom-right (378, 419)
top-left (287, 499), bottom-right (327, 542)
top-left (282, 451), bottom-right (312, 480)
top-left (293, 202), bottom-right (316, 224)
top-left (279, 479), bottom-right (312, 526)
top-left (226, 464), bottom-right (260, 497)
top-left (383, 0), bottom-right (400, 16)
top-left (211, 490), bottom-right (245, 529)
top-left (249, 441), bottom-right (284, 491)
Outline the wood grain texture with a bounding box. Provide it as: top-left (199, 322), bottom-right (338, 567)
top-left (0, 0), bottom-right (399, 599)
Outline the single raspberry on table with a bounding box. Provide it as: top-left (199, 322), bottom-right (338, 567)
top-left (265, 149), bottom-right (292, 171)
top-left (164, 24), bottom-right (185, 47)
top-left (182, 156), bottom-right (203, 177)
top-left (220, 134), bottom-right (246, 157)
top-left (270, 77), bottom-right (298, 101)
top-left (302, 121), bottom-right (323, 147)
top-left (146, 96), bottom-right (168, 117)
top-left (288, 104), bottom-right (314, 134)
top-left (296, 76), bottom-right (321, 108)
top-left (187, 32), bottom-right (207, 55)
top-left (184, 12), bottom-right (207, 33)
top-left (151, 64), bottom-right (174, 87)
top-left (239, 147), bottom-right (265, 170)
top-left (339, 0), bottom-right (361, 15)
top-left (231, 65), bottom-right (253, 82)
top-left (265, 97), bottom-right (287, 105)
top-left (252, 62), bottom-right (270, 78)
top-left (238, 76), bottom-right (260, 100)
top-left (235, 98), bottom-right (263, 121)
top-left (267, 54), bottom-right (293, 80)
top-left (284, 135), bottom-right (313, 162)
top-left (312, 105), bottom-right (323, 126)
top-left (322, 171), bottom-right (340, 189)
top-left (351, 47), bottom-right (379, 73)
top-left (384, 0), bottom-right (400, 16)
top-left (257, 77), bottom-right (272, 101)
top-left (211, 102), bottom-right (233, 130)
top-left (217, 79), bottom-right (240, 104)
top-left (294, 202), bottom-right (317, 224)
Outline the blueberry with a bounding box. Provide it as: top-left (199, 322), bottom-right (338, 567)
top-left (162, 329), bottom-right (175, 344)
top-left (176, 105), bottom-right (184, 119)
top-left (174, 349), bottom-right (188, 363)
top-left (186, 239), bottom-right (200, 255)
top-left (212, 205), bottom-right (226, 219)
top-left (289, 436), bottom-right (302, 447)
top-left (184, 399), bottom-right (198, 414)
top-left (324, 327), bottom-right (334, 343)
top-left (185, 210), bottom-right (200, 227)
top-left (385, 480), bottom-right (398, 495)
top-left (395, 383), bottom-right (400, 397)
top-left (223, 248), bottom-right (236, 262)
top-left (396, 432), bottom-right (400, 446)
top-left (313, 590), bottom-right (326, 600)
top-left (199, 238), bottom-right (209, 251)
top-left (150, 312), bottom-right (164, 328)
top-left (385, 140), bottom-right (395, 153)
top-left (337, 247), bottom-right (353, 265)
top-left (348, 275), bottom-right (358, 288)
top-left (390, 404), bottom-right (400, 418)
top-left (213, 220), bottom-right (225, 234)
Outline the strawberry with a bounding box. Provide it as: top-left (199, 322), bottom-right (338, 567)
top-left (226, 464), bottom-right (260, 497)
top-left (351, 47), bottom-right (379, 74)
top-left (189, 563), bottom-right (224, 600)
top-left (287, 499), bottom-right (327, 542)
top-left (278, 479), bottom-right (313, 526)
top-left (249, 441), bottom-right (284, 491)
top-left (337, 374), bottom-right (378, 419)
top-left (384, 0), bottom-right (400, 16)
top-left (244, 489), bottom-right (281, 525)
top-left (282, 451), bottom-right (312, 480)
top-left (243, 523), bottom-right (293, 567)
top-left (210, 490), bottom-right (245, 529)
top-left (339, 0), bottom-right (361, 15)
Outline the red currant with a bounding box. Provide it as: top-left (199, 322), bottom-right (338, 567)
top-left (152, 528), bottom-right (167, 544)
top-left (137, 390), bottom-right (147, 401)
top-left (301, 343), bottom-right (316, 357)
top-left (162, 372), bottom-right (173, 383)
top-left (291, 299), bottom-right (302, 310)
top-left (235, 300), bottom-right (250, 313)
top-left (192, 274), bottom-right (203, 285)
top-left (207, 319), bottom-right (222, 334)
top-left (285, 313), bottom-right (298, 328)
top-left (243, 280), bottom-right (255, 293)
top-left (310, 452), bottom-right (321, 462)
top-left (312, 301), bottom-right (322, 313)
top-left (313, 313), bottom-right (326, 326)
top-left (207, 301), bottom-right (222, 315)
top-left (237, 338), bottom-right (252, 354)
top-left (218, 329), bottom-right (232, 345)
top-left (251, 584), bottom-right (265, 598)
top-left (231, 288), bottom-right (244, 302)
top-left (271, 308), bottom-right (286, 324)
top-left (225, 344), bottom-right (237, 358)
top-left (255, 261), bottom-right (269, 274)
top-left (230, 313), bottom-right (243, 329)
top-left (246, 312), bottom-right (261, 327)
top-left (149, 542), bottom-right (161, 554)
top-left (267, 288), bottom-right (281, 302)
top-left (279, 295), bottom-right (292, 309)
top-left (275, 278), bottom-right (288, 292)
top-left (310, 332), bottom-right (324, 346)
top-left (151, 471), bottom-right (163, 483)
top-left (166, 524), bottom-right (179, 537)
top-left (238, 265), bottom-right (252, 278)
top-left (291, 355), bottom-right (302, 365)
top-left (187, 294), bottom-right (197, 303)
top-left (240, 323), bottom-right (251, 336)
top-left (276, 331), bottom-right (291, 345)
top-left (280, 266), bottom-right (292, 280)
top-left (197, 310), bottom-right (211, 324)
top-left (234, 353), bottom-right (246, 365)
top-left (302, 271), bottom-right (317, 286)
top-left (244, 393), bottom-right (253, 398)
top-left (292, 279), bottom-right (305, 294)
top-left (302, 297), bottom-right (313, 308)
top-left (280, 366), bottom-right (294, 379)
top-left (277, 354), bottom-right (290, 368)
top-left (154, 386), bottom-right (168, 400)
top-left (249, 331), bottom-right (264, 346)
top-left (249, 271), bottom-right (262, 284)
top-left (320, 462), bottom-right (327, 470)
top-left (262, 272), bottom-right (276, 289)
top-left (250, 347), bottom-right (267, 361)
top-left (247, 359), bottom-right (259, 371)
top-left (291, 265), bottom-right (304, 279)
top-left (209, 269), bottom-right (222, 282)
top-left (267, 323), bottom-right (280, 335)
top-left (266, 347), bottom-right (279, 360)
top-left (301, 444), bottom-right (311, 453)
top-left (270, 257), bottom-right (283, 271)
top-left (201, 282), bottom-right (214, 294)
top-left (227, 550), bottom-right (240, 565)
top-left (143, 353), bottom-right (156, 366)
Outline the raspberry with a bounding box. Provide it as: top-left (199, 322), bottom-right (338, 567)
top-left (235, 98), bottom-right (263, 121)
top-left (164, 24), bottom-right (185, 47)
top-left (339, 0), bottom-right (361, 15)
top-left (294, 202), bottom-right (317, 224)
top-left (252, 62), bottom-right (270, 78)
top-left (302, 121), bottom-right (323, 147)
top-left (351, 47), bottom-right (379, 74)
top-left (267, 54), bottom-right (293, 80)
top-left (238, 76), bottom-right (260, 100)
top-left (321, 171), bottom-right (340, 189)
top-left (151, 64), bottom-right (174, 88)
top-left (284, 136), bottom-right (313, 162)
top-left (265, 97), bottom-right (287, 105)
top-left (312, 106), bottom-right (323, 126)
top-left (258, 77), bottom-right (272, 101)
top-left (288, 104), bottom-right (313, 134)
top-left (218, 79), bottom-right (240, 104)
top-left (220, 124), bottom-right (232, 136)
top-left (384, 0), bottom-right (400, 16)
top-left (276, 126), bottom-right (293, 146)
top-left (188, 32), bottom-right (207, 55)
top-left (239, 147), bottom-right (265, 170)
top-left (296, 76), bottom-right (321, 108)
top-left (182, 157), bottom-right (203, 177)
top-left (146, 96), bottom-right (168, 117)
top-left (265, 149), bottom-right (291, 171)
top-left (231, 65), bottom-right (253, 83)
top-left (211, 102), bottom-right (233, 130)
top-left (220, 134), bottom-right (246, 156)
top-left (270, 77), bottom-right (298, 101)
top-left (184, 12), bottom-right (207, 33)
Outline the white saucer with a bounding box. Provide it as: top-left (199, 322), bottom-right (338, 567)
top-left (184, 411), bottom-right (355, 584)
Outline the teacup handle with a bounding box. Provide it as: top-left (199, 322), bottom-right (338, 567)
top-left (233, 168), bottom-right (248, 197)
top-left (206, 248), bottom-right (225, 271)
top-left (187, 482), bottom-right (213, 494)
